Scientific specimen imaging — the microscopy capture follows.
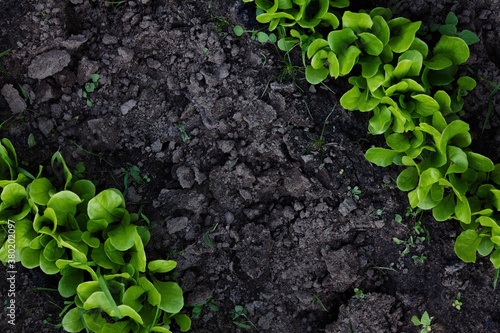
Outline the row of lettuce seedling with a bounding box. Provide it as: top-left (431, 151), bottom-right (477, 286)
top-left (242, 0), bottom-right (500, 268)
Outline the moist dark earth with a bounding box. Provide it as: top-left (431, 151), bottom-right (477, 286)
top-left (0, 0), bottom-right (500, 332)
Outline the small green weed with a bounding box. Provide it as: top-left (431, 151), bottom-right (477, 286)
top-left (231, 305), bottom-right (257, 330)
top-left (209, 0), bottom-right (231, 34)
top-left (82, 73), bottom-right (99, 107)
top-left (28, 133), bottom-right (37, 148)
top-left (104, 1), bottom-right (126, 10)
top-left (188, 297), bottom-right (219, 318)
top-left (70, 140), bottom-right (113, 166)
top-left (73, 162), bottom-right (85, 180)
top-left (303, 106), bottom-right (335, 166)
top-left (426, 12), bottom-right (479, 45)
top-left (347, 185), bottom-right (361, 200)
top-left (352, 288), bottom-right (365, 299)
top-left (233, 25), bottom-right (277, 44)
top-left (452, 292), bottom-right (462, 310)
top-left (120, 163), bottom-right (151, 196)
top-left (176, 124), bottom-right (190, 142)
top-left (0, 48), bottom-right (11, 73)
top-left (203, 223), bottom-right (218, 248)
top-left (412, 254), bottom-right (427, 263)
top-left (312, 294), bottom-right (328, 312)
top-left (412, 311), bottom-right (432, 333)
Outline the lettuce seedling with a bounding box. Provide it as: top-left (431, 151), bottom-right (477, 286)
top-left (0, 138), bottom-right (191, 333)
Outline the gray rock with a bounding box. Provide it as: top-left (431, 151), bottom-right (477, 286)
top-left (102, 34), bottom-right (119, 45)
top-left (167, 217), bottom-right (189, 234)
top-left (77, 57), bottom-right (99, 85)
top-left (35, 81), bottom-right (57, 103)
top-left (120, 99), bottom-right (137, 115)
top-left (117, 47), bottom-right (134, 63)
top-left (60, 34), bottom-right (88, 50)
top-left (38, 118), bottom-right (55, 137)
top-left (28, 50), bottom-right (71, 79)
top-left (177, 166), bottom-right (195, 189)
top-left (150, 140), bottom-right (163, 153)
top-left (338, 198), bottom-right (357, 216)
top-left (1, 84), bottom-right (26, 114)
top-left (322, 245), bottom-right (359, 292)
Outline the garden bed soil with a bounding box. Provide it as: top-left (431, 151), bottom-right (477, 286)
top-left (1, 0), bottom-right (500, 332)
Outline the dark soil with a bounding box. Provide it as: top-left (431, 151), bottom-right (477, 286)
top-left (1, 0), bottom-right (500, 332)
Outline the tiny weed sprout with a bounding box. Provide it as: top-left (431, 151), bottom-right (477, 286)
top-left (412, 254), bottom-right (427, 263)
top-left (347, 186), bottom-right (361, 200)
top-left (312, 294), bottom-right (328, 312)
top-left (0, 48), bottom-right (11, 73)
top-left (82, 73), bottom-right (100, 107)
top-left (233, 25), bottom-right (277, 44)
top-left (452, 292), bottom-right (462, 310)
top-left (303, 106), bottom-right (335, 166)
top-left (395, 214), bottom-right (403, 223)
top-left (426, 12), bottom-right (479, 45)
top-left (209, 0), bottom-right (231, 34)
top-left (352, 288), bottom-right (365, 299)
top-left (203, 223), bottom-right (218, 248)
top-left (412, 311), bottom-right (432, 333)
top-left (28, 133), bottom-right (37, 148)
top-left (231, 305), bottom-right (257, 330)
top-left (176, 124), bottom-right (191, 142)
top-left (188, 297), bottom-right (219, 318)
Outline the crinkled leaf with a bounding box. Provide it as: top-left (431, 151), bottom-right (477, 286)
top-left (82, 231), bottom-right (100, 248)
top-left (62, 307), bottom-right (85, 333)
top-left (327, 28), bottom-right (357, 55)
top-left (47, 191), bottom-right (82, 226)
top-left (148, 260), bottom-right (178, 274)
top-left (466, 151), bottom-right (495, 172)
top-left (305, 65), bottom-right (328, 84)
top-left (339, 45), bottom-right (361, 75)
top-left (397, 167), bottom-right (418, 191)
top-left (29, 178), bottom-right (54, 205)
top-left (108, 224), bottom-right (137, 251)
top-left (387, 18), bottom-right (421, 53)
top-left (365, 147), bottom-right (399, 167)
top-left (123, 285), bottom-right (146, 312)
top-left (173, 313), bottom-right (192, 332)
top-left (130, 233), bottom-right (146, 272)
top-left (386, 133), bottom-right (410, 152)
top-left (455, 196), bottom-right (471, 224)
top-left (412, 94), bottom-right (440, 116)
top-left (342, 11), bottom-right (372, 33)
top-left (154, 280), bottom-right (184, 313)
top-left (1, 183), bottom-right (26, 208)
top-left (138, 276), bottom-right (161, 306)
top-left (358, 33), bottom-right (383, 56)
top-left (432, 193), bottom-right (455, 221)
top-left (478, 237), bottom-right (494, 257)
top-left (110, 305), bottom-right (143, 324)
top-left (59, 267), bottom-right (84, 298)
top-left (87, 189), bottom-right (125, 223)
top-left (433, 35), bottom-right (469, 65)
top-left (454, 229), bottom-right (481, 262)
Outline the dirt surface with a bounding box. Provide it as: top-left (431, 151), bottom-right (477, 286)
top-left (1, 0), bottom-right (500, 332)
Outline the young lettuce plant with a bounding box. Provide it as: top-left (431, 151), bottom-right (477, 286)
top-left (0, 138), bottom-right (191, 333)
top-left (243, 0), bottom-right (349, 32)
top-left (241, 0), bottom-right (500, 272)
